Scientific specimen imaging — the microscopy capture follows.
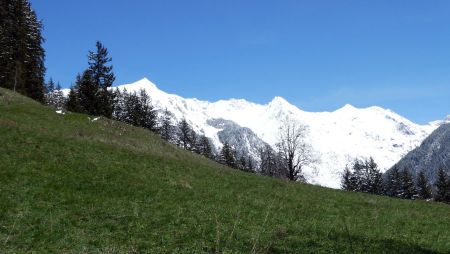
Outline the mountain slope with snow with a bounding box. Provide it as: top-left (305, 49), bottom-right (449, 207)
top-left (116, 78), bottom-right (446, 188)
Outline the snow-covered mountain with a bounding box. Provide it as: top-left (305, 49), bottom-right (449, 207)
top-left (115, 78), bottom-right (447, 188)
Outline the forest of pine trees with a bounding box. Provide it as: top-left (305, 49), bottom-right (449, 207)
top-left (0, 0), bottom-right (46, 102)
top-left (342, 159), bottom-right (450, 204)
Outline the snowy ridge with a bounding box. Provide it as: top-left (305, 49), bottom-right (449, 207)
top-left (115, 78), bottom-right (443, 188)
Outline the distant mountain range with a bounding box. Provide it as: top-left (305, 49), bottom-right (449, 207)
top-left (66, 78), bottom-right (449, 188)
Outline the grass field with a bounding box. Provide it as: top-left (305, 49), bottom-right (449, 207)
top-left (1, 87), bottom-right (449, 253)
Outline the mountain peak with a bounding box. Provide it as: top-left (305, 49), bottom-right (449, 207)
top-left (133, 77), bottom-right (158, 89)
top-left (269, 96), bottom-right (291, 106)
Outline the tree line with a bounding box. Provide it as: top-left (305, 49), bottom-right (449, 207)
top-left (341, 158), bottom-right (450, 204)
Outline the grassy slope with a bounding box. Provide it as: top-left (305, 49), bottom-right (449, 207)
top-left (0, 88), bottom-right (449, 254)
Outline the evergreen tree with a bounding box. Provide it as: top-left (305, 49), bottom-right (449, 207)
top-left (158, 108), bottom-right (175, 142)
top-left (341, 166), bottom-right (354, 191)
top-left (45, 78), bottom-right (55, 94)
top-left (259, 144), bottom-right (281, 177)
top-left (385, 165), bottom-right (402, 198)
top-left (197, 135), bottom-right (213, 159)
top-left (365, 157), bottom-right (384, 195)
top-left (87, 41), bottom-right (115, 118)
top-left (0, 0), bottom-right (46, 102)
top-left (77, 71), bottom-right (97, 115)
top-left (66, 86), bottom-right (81, 112)
top-left (416, 171), bottom-right (432, 200)
top-left (434, 168), bottom-right (449, 202)
top-left (399, 169), bottom-right (416, 199)
top-left (177, 119), bottom-right (192, 150)
top-left (137, 89), bottom-right (157, 131)
top-left (112, 88), bottom-right (126, 122)
top-left (220, 142), bottom-right (236, 168)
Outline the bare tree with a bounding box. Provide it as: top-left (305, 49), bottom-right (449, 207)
top-left (277, 117), bottom-right (315, 182)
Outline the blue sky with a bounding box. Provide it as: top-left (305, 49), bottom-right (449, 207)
top-left (31, 0), bottom-right (450, 124)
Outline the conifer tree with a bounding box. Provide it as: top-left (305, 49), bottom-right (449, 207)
top-left (77, 71), bottom-right (97, 115)
top-left (87, 41), bottom-right (115, 118)
top-left (416, 171), bottom-right (432, 200)
top-left (399, 169), bottom-right (416, 199)
top-left (220, 142), bottom-right (236, 168)
top-left (158, 108), bottom-right (175, 142)
top-left (137, 89), bottom-right (157, 131)
top-left (45, 78), bottom-right (55, 94)
top-left (434, 168), bottom-right (449, 202)
top-left (385, 165), bottom-right (402, 198)
top-left (0, 0), bottom-right (46, 102)
top-left (66, 86), bottom-right (81, 112)
top-left (366, 157), bottom-right (384, 195)
top-left (341, 166), bottom-right (354, 191)
top-left (197, 135), bottom-right (213, 159)
top-left (177, 119), bottom-right (192, 150)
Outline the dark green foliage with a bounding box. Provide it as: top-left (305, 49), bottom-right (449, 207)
top-left (197, 135), bottom-right (213, 159)
top-left (341, 158), bottom-right (383, 195)
top-left (87, 41), bottom-right (115, 118)
top-left (66, 86), bottom-right (81, 113)
top-left (220, 142), bottom-right (236, 168)
top-left (435, 168), bottom-right (450, 202)
top-left (385, 165), bottom-right (402, 198)
top-left (45, 78), bottom-right (55, 93)
top-left (341, 166), bottom-right (353, 191)
top-left (399, 169), bottom-right (417, 199)
top-left (77, 70), bottom-right (98, 115)
top-left (1, 88), bottom-right (450, 253)
top-left (0, 0), bottom-right (46, 102)
top-left (177, 118), bottom-right (193, 150)
top-left (158, 108), bottom-right (175, 142)
top-left (259, 144), bottom-right (284, 178)
top-left (113, 89), bottom-right (158, 132)
top-left (416, 171), bottom-right (432, 200)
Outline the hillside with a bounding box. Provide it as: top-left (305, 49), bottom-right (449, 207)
top-left (1, 87), bottom-right (450, 253)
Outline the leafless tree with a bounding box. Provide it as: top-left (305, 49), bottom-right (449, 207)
top-left (277, 117), bottom-right (315, 182)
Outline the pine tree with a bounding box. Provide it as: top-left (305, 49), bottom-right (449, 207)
top-left (66, 86), bottom-right (81, 112)
top-left (45, 78), bottom-right (55, 94)
top-left (416, 171), bottom-right (432, 200)
top-left (366, 157), bottom-right (383, 195)
top-left (88, 41), bottom-right (115, 118)
top-left (434, 168), bottom-right (449, 202)
top-left (341, 166), bottom-right (354, 191)
top-left (137, 89), bottom-right (157, 131)
top-left (0, 0), bottom-right (46, 102)
top-left (197, 135), bottom-right (213, 159)
top-left (399, 169), bottom-right (416, 199)
top-left (177, 119), bottom-right (192, 150)
top-left (77, 71), bottom-right (97, 115)
top-left (158, 108), bottom-right (175, 142)
top-left (385, 165), bottom-right (402, 198)
top-left (220, 142), bottom-right (236, 168)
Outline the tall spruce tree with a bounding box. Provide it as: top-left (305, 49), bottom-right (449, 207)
top-left (158, 108), bottom-right (175, 142)
top-left (220, 142), bottom-right (236, 168)
top-left (416, 171), bottom-right (432, 200)
top-left (0, 0), bottom-right (46, 102)
top-left (399, 169), bottom-right (416, 199)
top-left (385, 165), bottom-right (402, 198)
top-left (77, 71), bottom-right (97, 115)
top-left (177, 119), bottom-right (192, 150)
top-left (434, 167), bottom-right (449, 202)
top-left (87, 41), bottom-right (115, 118)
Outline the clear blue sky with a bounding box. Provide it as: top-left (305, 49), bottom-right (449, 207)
top-left (31, 0), bottom-right (450, 124)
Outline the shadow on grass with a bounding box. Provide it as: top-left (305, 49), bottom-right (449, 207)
top-left (266, 231), bottom-right (439, 254)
